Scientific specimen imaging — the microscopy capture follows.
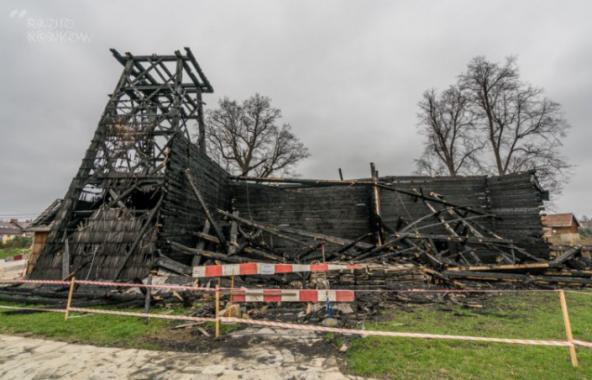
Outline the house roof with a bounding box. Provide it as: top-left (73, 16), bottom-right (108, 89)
top-left (30, 199), bottom-right (63, 229)
top-left (0, 220), bottom-right (25, 235)
top-left (541, 213), bottom-right (580, 228)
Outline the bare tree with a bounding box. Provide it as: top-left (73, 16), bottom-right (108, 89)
top-left (417, 56), bottom-right (571, 194)
top-left (460, 56), bottom-right (570, 193)
top-left (415, 86), bottom-right (482, 176)
top-left (206, 94), bottom-right (310, 177)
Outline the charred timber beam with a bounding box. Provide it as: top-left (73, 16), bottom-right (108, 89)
top-left (242, 246), bottom-right (284, 262)
top-left (155, 253), bottom-right (192, 275)
top-left (423, 201), bottom-right (459, 237)
top-left (184, 47), bottom-right (214, 93)
top-left (370, 162), bottom-right (384, 245)
top-left (447, 262), bottom-right (550, 272)
top-left (217, 209), bottom-right (374, 249)
top-left (192, 220), bottom-right (211, 267)
top-left (185, 169), bottom-right (228, 251)
top-left (442, 270), bottom-right (592, 285)
top-left (217, 210), bottom-right (309, 245)
top-left (227, 210), bottom-right (239, 255)
top-left (549, 247), bottom-right (581, 267)
top-left (169, 241), bottom-right (248, 263)
top-left (337, 232), bottom-right (374, 254)
top-left (193, 232), bottom-right (284, 262)
top-left (398, 211), bottom-right (439, 233)
top-left (395, 232), bottom-right (513, 245)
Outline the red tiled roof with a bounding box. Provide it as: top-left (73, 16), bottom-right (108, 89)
top-left (541, 213), bottom-right (579, 228)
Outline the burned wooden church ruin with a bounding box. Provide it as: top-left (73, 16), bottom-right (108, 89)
top-left (29, 49), bottom-right (591, 289)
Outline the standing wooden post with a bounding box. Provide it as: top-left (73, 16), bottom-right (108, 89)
top-left (64, 276), bottom-right (76, 320)
top-left (559, 290), bottom-right (578, 367)
top-left (192, 220), bottom-right (211, 268)
top-left (62, 235), bottom-right (70, 278)
top-left (370, 162), bottom-right (383, 246)
top-left (143, 273), bottom-right (152, 324)
top-left (227, 210), bottom-right (239, 255)
top-left (215, 285), bottom-right (221, 338)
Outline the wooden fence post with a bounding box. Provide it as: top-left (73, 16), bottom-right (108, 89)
top-left (559, 290), bottom-right (578, 367)
top-left (215, 285), bottom-right (221, 338)
top-left (64, 276), bottom-right (76, 320)
top-left (144, 273), bottom-right (152, 324)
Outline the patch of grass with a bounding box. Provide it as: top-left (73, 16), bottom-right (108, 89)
top-left (0, 302), bottom-right (170, 349)
top-left (0, 247), bottom-right (29, 260)
top-left (0, 300), bottom-right (245, 350)
top-left (343, 292), bottom-right (592, 379)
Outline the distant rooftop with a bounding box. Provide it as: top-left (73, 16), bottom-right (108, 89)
top-left (542, 213), bottom-right (580, 228)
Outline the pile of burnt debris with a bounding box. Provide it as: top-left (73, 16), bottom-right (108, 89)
top-left (163, 172), bottom-right (592, 292)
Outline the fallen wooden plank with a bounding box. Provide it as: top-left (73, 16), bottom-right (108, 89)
top-left (443, 270), bottom-right (592, 285)
top-left (169, 240), bottom-right (249, 263)
top-left (185, 169), bottom-right (228, 250)
top-left (447, 262), bottom-right (550, 272)
top-left (550, 247), bottom-right (581, 267)
top-left (216, 209), bottom-right (304, 245)
top-left (217, 209), bottom-right (373, 249)
top-left (155, 255), bottom-right (192, 276)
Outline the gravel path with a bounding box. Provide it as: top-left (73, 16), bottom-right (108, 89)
top-left (0, 331), bottom-right (361, 379)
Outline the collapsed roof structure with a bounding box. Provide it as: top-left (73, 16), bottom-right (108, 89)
top-left (28, 49), bottom-right (591, 290)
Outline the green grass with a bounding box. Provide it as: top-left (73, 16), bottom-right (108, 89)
top-left (342, 291), bottom-right (592, 379)
top-left (0, 303), bottom-right (170, 350)
top-left (0, 247), bottom-right (29, 260)
top-left (0, 301), bottom-right (242, 350)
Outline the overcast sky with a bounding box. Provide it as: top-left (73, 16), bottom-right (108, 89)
top-left (1, 0), bottom-right (591, 220)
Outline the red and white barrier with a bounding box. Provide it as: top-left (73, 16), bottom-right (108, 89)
top-left (230, 288), bottom-right (355, 303)
top-left (193, 262), bottom-right (361, 278)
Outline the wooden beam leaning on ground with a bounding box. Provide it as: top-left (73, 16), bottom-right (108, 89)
top-left (169, 240), bottom-right (249, 263)
top-left (185, 169), bottom-right (228, 251)
top-left (549, 247), bottom-right (581, 267)
top-left (217, 209), bottom-right (374, 250)
top-left (447, 262), bottom-right (551, 272)
top-left (442, 270), bottom-right (592, 285)
top-left (155, 251), bottom-right (193, 275)
top-left (193, 231), bottom-right (285, 262)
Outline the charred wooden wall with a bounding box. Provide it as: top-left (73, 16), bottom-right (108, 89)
top-left (160, 137), bottom-right (231, 264)
top-left (486, 172), bottom-right (548, 256)
top-left (379, 175), bottom-right (487, 235)
top-left (229, 183), bottom-right (371, 251)
top-left (229, 172), bottom-right (548, 258)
